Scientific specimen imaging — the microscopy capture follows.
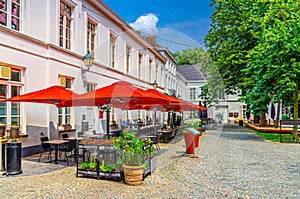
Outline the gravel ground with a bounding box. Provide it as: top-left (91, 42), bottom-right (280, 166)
top-left (0, 124), bottom-right (299, 199)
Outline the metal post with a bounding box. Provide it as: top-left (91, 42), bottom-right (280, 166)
top-left (153, 110), bottom-right (157, 135)
top-left (190, 134), bottom-right (198, 159)
top-left (280, 120), bottom-right (282, 143)
top-left (106, 106), bottom-right (110, 139)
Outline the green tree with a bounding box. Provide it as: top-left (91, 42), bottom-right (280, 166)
top-left (206, 0), bottom-right (300, 139)
top-left (245, 1), bottom-right (300, 138)
top-left (205, 0), bottom-right (259, 94)
top-left (173, 47), bottom-right (207, 66)
top-left (174, 48), bottom-right (225, 107)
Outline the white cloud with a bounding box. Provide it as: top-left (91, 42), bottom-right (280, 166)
top-left (129, 13), bottom-right (159, 36)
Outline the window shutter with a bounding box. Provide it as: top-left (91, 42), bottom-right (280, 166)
top-left (59, 76), bottom-right (66, 87)
top-left (0, 66), bottom-right (11, 79)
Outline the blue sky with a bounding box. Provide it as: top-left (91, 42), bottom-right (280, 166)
top-left (101, 0), bottom-right (213, 52)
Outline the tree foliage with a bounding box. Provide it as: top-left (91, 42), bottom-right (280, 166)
top-left (173, 48), bottom-right (225, 107)
top-left (206, 0), bottom-right (300, 138)
top-left (205, 0), bottom-right (259, 94)
top-left (173, 48), bottom-right (207, 66)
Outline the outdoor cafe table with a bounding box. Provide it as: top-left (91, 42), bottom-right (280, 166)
top-left (64, 137), bottom-right (85, 160)
top-left (141, 135), bottom-right (158, 142)
top-left (42, 139), bottom-right (69, 164)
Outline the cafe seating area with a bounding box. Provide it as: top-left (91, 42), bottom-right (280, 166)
top-left (35, 116), bottom-right (183, 167)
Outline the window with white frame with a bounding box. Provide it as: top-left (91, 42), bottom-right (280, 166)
top-left (59, 75), bottom-right (72, 89)
top-left (155, 64), bottom-right (158, 81)
top-left (58, 107), bottom-right (70, 126)
top-left (126, 45), bottom-right (131, 74)
top-left (11, 85), bottom-right (20, 126)
top-left (86, 82), bottom-right (96, 92)
top-left (0, 85), bottom-right (7, 125)
top-left (11, 68), bottom-right (20, 82)
top-left (87, 19), bottom-right (96, 56)
top-left (190, 88), bottom-right (196, 100)
top-left (0, 0), bottom-right (21, 31)
top-left (149, 58), bottom-right (152, 82)
top-left (161, 68), bottom-right (164, 85)
top-left (138, 53), bottom-right (143, 78)
top-left (58, 75), bottom-right (73, 126)
top-left (59, 1), bottom-right (72, 50)
top-left (0, 66), bottom-right (22, 128)
top-left (109, 33), bottom-right (116, 68)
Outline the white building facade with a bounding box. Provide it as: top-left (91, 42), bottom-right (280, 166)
top-left (0, 0), bottom-right (166, 153)
top-left (176, 65), bottom-right (247, 123)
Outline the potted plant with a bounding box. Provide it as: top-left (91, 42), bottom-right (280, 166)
top-left (213, 123), bottom-right (218, 130)
top-left (111, 130), bottom-right (155, 185)
top-left (62, 124), bottom-right (72, 130)
top-left (216, 113), bottom-right (223, 124)
top-left (80, 157), bottom-right (97, 171)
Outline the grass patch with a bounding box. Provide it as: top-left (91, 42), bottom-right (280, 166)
top-left (246, 127), bottom-right (300, 143)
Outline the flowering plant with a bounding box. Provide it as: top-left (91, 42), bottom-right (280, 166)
top-left (111, 130), bottom-right (154, 166)
top-left (62, 124), bottom-right (71, 127)
top-left (185, 118), bottom-right (201, 128)
top-left (80, 138), bottom-right (112, 145)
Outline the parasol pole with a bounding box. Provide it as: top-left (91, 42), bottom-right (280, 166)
top-left (106, 102), bottom-right (111, 139)
top-left (154, 109), bottom-right (157, 135)
top-left (190, 137), bottom-right (198, 158)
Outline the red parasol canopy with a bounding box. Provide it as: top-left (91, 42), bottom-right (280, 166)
top-left (68, 81), bottom-right (169, 139)
top-left (6, 85), bottom-right (79, 107)
top-left (71, 81), bottom-right (168, 107)
top-left (168, 99), bottom-right (208, 112)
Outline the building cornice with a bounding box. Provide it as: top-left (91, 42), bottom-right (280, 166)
top-left (158, 47), bottom-right (178, 65)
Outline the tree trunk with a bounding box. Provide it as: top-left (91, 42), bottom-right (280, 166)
top-left (275, 102), bottom-right (280, 128)
top-left (260, 111), bottom-right (266, 126)
top-left (293, 79), bottom-right (299, 140)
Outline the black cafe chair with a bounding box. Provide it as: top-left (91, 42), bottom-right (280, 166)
top-left (152, 134), bottom-right (161, 153)
top-left (59, 140), bottom-right (75, 165)
top-left (38, 137), bottom-right (55, 162)
top-left (62, 134), bottom-right (69, 140)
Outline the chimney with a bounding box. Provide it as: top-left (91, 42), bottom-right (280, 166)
top-left (145, 35), bottom-right (157, 47)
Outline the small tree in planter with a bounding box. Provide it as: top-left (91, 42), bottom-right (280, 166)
top-left (111, 130), bottom-right (155, 185)
top-left (216, 113), bottom-right (223, 124)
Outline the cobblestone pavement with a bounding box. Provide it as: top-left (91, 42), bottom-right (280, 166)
top-left (0, 124), bottom-right (299, 198)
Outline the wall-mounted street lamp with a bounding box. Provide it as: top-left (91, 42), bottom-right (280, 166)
top-left (152, 80), bottom-right (158, 89)
top-left (168, 89), bottom-right (176, 97)
top-left (82, 50), bottom-right (94, 74)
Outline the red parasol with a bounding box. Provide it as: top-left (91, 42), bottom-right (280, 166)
top-left (6, 85), bottom-right (79, 107)
top-left (71, 81), bottom-right (168, 107)
top-left (169, 99), bottom-right (208, 112)
top-left (70, 81), bottom-right (169, 138)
